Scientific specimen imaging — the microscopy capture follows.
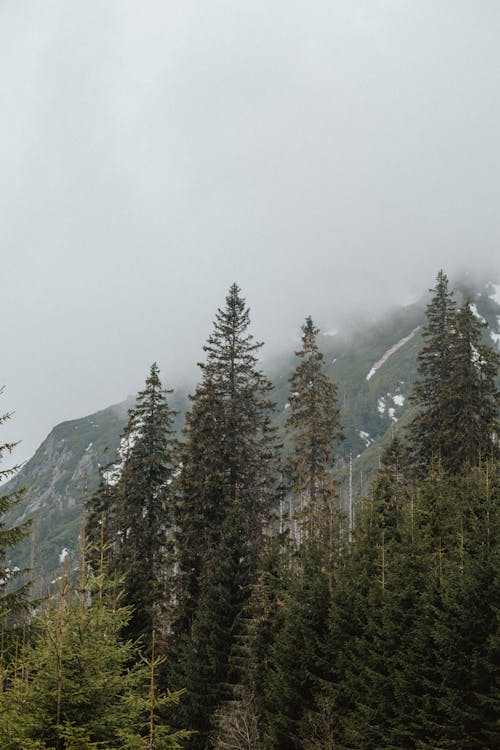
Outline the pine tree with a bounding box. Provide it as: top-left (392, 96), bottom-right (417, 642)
top-left (286, 317), bottom-right (343, 518)
top-left (408, 269), bottom-right (457, 472)
top-left (440, 298), bottom-right (500, 473)
top-left (172, 284), bottom-right (278, 636)
top-left (310, 438), bottom-right (428, 750)
top-left (417, 461), bottom-right (500, 749)
top-left (173, 503), bottom-right (255, 750)
top-left (409, 272), bottom-right (499, 476)
top-left (212, 534), bottom-right (289, 750)
top-left (260, 540), bottom-right (332, 750)
top-left (0, 554), bottom-right (189, 750)
top-left (0, 395), bottom-right (31, 636)
top-left (255, 319), bottom-right (343, 749)
top-left (86, 363), bottom-right (176, 645)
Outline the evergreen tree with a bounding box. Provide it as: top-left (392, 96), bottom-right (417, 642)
top-left (256, 319), bottom-right (343, 749)
top-left (409, 270), bottom-right (457, 472)
top-left (0, 395), bottom-right (31, 636)
top-left (172, 284), bottom-right (278, 635)
top-left (0, 557), bottom-right (189, 750)
top-left (213, 534), bottom-right (289, 750)
top-left (286, 317), bottom-right (343, 523)
top-left (173, 503), bottom-right (254, 750)
top-left (260, 540), bottom-right (332, 750)
top-left (440, 298), bottom-right (500, 473)
top-left (311, 438), bottom-right (428, 750)
top-left (86, 362), bottom-right (176, 645)
top-left (417, 461), bottom-right (500, 749)
top-left (409, 272), bottom-right (499, 475)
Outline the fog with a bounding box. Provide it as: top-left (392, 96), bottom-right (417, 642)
top-left (1, 1), bottom-right (499, 463)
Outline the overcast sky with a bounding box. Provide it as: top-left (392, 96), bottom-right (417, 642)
top-left (1, 0), bottom-right (499, 463)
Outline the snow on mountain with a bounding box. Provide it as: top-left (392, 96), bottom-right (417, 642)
top-left (366, 326), bottom-right (421, 381)
top-left (470, 302), bottom-right (486, 323)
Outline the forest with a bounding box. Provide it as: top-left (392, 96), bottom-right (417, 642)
top-left (0, 270), bottom-right (498, 750)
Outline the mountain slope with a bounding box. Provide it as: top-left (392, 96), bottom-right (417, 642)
top-left (5, 279), bottom-right (500, 584)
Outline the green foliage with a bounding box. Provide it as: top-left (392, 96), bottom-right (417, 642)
top-left (440, 299), bottom-right (500, 472)
top-left (286, 316), bottom-right (343, 511)
top-left (0, 562), bottom-right (189, 750)
top-left (409, 269), bottom-right (457, 471)
top-left (173, 284), bottom-right (279, 636)
top-left (173, 504), bottom-right (255, 750)
top-left (0, 396), bottom-right (31, 637)
top-left (86, 362), bottom-right (176, 645)
top-left (409, 272), bottom-right (499, 475)
top-left (261, 541), bottom-right (332, 750)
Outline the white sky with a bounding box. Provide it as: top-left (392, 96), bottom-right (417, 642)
top-left (1, 1), bottom-right (499, 463)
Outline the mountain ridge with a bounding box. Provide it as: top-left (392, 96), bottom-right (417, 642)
top-left (5, 278), bottom-right (500, 585)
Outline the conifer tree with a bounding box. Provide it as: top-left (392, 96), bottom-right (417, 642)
top-left (86, 363), bottom-right (176, 645)
top-left (0, 553), bottom-right (189, 750)
top-left (0, 395), bottom-right (31, 635)
top-left (173, 503), bottom-right (254, 750)
top-left (172, 284), bottom-right (278, 635)
top-left (309, 437), bottom-right (429, 749)
top-left (256, 320), bottom-right (343, 749)
top-left (260, 540), bottom-right (332, 750)
top-left (408, 269), bottom-right (457, 472)
top-left (286, 316), bottom-right (343, 517)
top-left (440, 298), bottom-right (500, 472)
top-left (213, 534), bottom-right (289, 750)
top-left (409, 271), bottom-right (500, 476)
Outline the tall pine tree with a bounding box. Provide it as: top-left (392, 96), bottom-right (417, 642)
top-left (172, 283), bottom-right (278, 636)
top-left (409, 269), bottom-right (457, 472)
top-left (86, 362), bottom-right (176, 645)
top-left (440, 298), bottom-right (499, 472)
top-left (0, 394), bottom-right (31, 637)
top-left (286, 316), bottom-right (343, 522)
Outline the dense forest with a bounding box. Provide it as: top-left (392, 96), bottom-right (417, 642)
top-left (0, 270), bottom-right (498, 749)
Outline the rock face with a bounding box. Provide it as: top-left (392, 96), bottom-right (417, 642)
top-left (5, 399), bottom-right (133, 581)
top-left (4, 279), bottom-right (500, 585)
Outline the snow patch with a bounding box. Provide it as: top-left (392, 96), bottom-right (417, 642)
top-left (85, 442), bottom-right (93, 452)
top-left (104, 429), bottom-right (141, 486)
top-left (59, 548), bottom-right (70, 564)
top-left (378, 393), bottom-right (404, 416)
top-left (366, 326), bottom-right (421, 381)
top-left (358, 430), bottom-right (373, 447)
top-left (470, 303), bottom-right (486, 323)
top-left (284, 402), bottom-right (290, 410)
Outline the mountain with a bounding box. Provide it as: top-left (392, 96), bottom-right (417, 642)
top-left (5, 279), bottom-right (500, 586)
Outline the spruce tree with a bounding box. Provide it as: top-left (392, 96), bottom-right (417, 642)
top-left (173, 503), bottom-right (254, 750)
top-left (256, 319), bottom-right (343, 749)
top-left (0, 556), bottom-right (189, 750)
top-left (86, 362), bottom-right (176, 645)
top-left (286, 317), bottom-right (343, 521)
top-left (0, 397), bottom-right (31, 635)
top-left (409, 270), bottom-right (457, 472)
top-left (310, 438), bottom-right (429, 750)
top-left (172, 284), bottom-right (278, 635)
top-left (440, 298), bottom-right (499, 473)
top-left (260, 540), bottom-right (332, 750)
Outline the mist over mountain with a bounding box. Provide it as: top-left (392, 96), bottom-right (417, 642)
top-left (5, 276), bottom-right (499, 585)
top-left (2, 1), bottom-right (500, 464)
